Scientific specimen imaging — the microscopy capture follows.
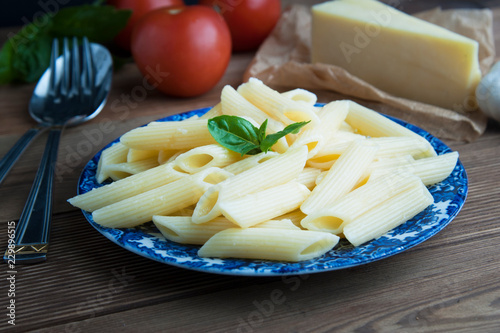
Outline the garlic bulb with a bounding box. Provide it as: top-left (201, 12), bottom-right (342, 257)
top-left (476, 61), bottom-right (500, 122)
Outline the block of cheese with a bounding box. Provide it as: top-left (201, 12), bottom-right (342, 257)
top-left (311, 0), bottom-right (482, 110)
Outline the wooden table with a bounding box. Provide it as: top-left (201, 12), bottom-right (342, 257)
top-left (1, 1), bottom-right (499, 332)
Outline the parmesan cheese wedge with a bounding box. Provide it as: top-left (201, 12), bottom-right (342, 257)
top-left (311, 0), bottom-right (482, 111)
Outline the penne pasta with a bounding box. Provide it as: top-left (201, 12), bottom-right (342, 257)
top-left (301, 140), bottom-right (379, 214)
top-left (152, 215), bottom-right (236, 245)
top-left (199, 103), bottom-right (222, 119)
top-left (408, 151), bottom-right (459, 186)
top-left (367, 136), bottom-right (434, 159)
top-left (127, 149), bottom-right (159, 162)
top-left (219, 182), bottom-right (311, 228)
top-left (301, 173), bottom-right (423, 234)
top-left (345, 101), bottom-right (436, 157)
top-left (281, 88), bottom-right (318, 106)
top-left (192, 146), bottom-right (308, 224)
top-left (343, 180), bottom-right (434, 246)
top-left (296, 167), bottom-right (322, 190)
top-left (76, 80), bottom-right (462, 262)
top-left (157, 149), bottom-right (181, 164)
top-left (173, 144), bottom-right (241, 174)
top-left (252, 219), bottom-right (301, 230)
top-left (276, 209), bottom-right (308, 229)
top-left (105, 157), bottom-right (159, 181)
top-left (198, 228), bottom-right (340, 262)
top-left (237, 78), bottom-right (320, 127)
top-left (120, 119), bottom-right (217, 151)
top-left (367, 152), bottom-right (459, 186)
top-left (92, 167), bottom-right (232, 228)
top-left (68, 162), bottom-right (188, 212)
top-left (95, 142), bottom-right (129, 184)
top-left (291, 101), bottom-right (349, 158)
top-left (223, 151), bottom-right (279, 175)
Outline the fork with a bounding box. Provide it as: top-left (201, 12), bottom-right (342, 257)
top-left (3, 37), bottom-right (111, 264)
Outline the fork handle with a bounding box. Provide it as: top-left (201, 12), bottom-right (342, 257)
top-left (4, 128), bottom-right (62, 264)
top-left (0, 127), bottom-right (46, 186)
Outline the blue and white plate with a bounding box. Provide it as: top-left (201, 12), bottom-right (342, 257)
top-left (78, 107), bottom-right (467, 276)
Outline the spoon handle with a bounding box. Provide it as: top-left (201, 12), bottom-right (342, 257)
top-left (0, 127), bottom-right (45, 186)
top-left (3, 128), bottom-right (62, 264)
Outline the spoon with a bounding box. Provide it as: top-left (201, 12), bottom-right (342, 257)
top-left (3, 37), bottom-right (113, 263)
top-left (0, 38), bottom-right (112, 184)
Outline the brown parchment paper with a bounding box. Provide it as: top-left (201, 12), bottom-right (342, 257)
top-left (243, 5), bottom-right (496, 142)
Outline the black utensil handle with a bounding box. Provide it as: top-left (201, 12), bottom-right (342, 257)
top-left (0, 127), bottom-right (45, 186)
top-left (4, 128), bottom-right (62, 264)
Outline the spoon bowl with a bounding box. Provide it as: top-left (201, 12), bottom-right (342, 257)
top-left (0, 38), bottom-right (113, 184)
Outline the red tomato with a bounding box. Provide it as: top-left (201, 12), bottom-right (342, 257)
top-left (131, 5), bottom-right (232, 97)
top-left (200, 0), bottom-right (281, 52)
top-left (108, 0), bottom-right (185, 50)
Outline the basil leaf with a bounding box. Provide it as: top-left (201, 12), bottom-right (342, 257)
top-left (0, 4), bottom-right (131, 84)
top-left (257, 119), bottom-right (268, 142)
top-left (50, 5), bottom-right (131, 43)
top-left (260, 121), bottom-right (310, 153)
top-left (208, 116), bottom-right (262, 156)
top-left (0, 17), bottom-right (53, 83)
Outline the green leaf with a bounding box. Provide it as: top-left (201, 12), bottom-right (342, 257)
top-left (50, 5), bottom-right (132, 43)
top-left (0, 40), bottom-right (17, 84)
top-left (208, 115), bottom-right (311, 156)
top-left (208, 116), bottom-right (262, 156)
top-left (0, 4), bottom-right (131, 85)
top-left (257, 119), bottom-right (268, 143)
top-left (260, 121), bottom-right (310, 153)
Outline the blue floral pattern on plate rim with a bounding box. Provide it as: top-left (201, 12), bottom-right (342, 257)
top-left (77, 106), bottom-right (468, 276)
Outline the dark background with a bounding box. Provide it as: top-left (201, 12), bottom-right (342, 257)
top-left (0, 0), bottom-right (199, 27)
top-left (1, 0), bottom-right (499, 28)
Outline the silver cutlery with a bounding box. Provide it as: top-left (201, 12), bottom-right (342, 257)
top-left (3, 37), bottom-right (113, 263)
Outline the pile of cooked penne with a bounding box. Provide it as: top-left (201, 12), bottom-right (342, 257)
top-left (68, 78), bottom-right (458, 262)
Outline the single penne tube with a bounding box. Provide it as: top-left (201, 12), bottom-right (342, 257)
top-left (237, 78), bottom-right (320, 127)
top-left (300, 173), bottom-right (423, 234)
top-left (343, 180), bottom-right (434, 247)
top-left (173, 144), bottom-right (241, 174)
top-left (199, 103), bottom-right (222, 119)
top-left (152, 215), bottom-right (236, 245)
top-left (127, 149), bottom-right (159, 162)
top-left (105, 157), bottom-right (159, 181)
top-left (367, 136), bottom-right (434, 159)
top-left (306, 132), bottom-right (365, 170)
top-left (281, 88), bottom-right (318, 106)
top-left (252, 219), bottom-right (301, 230)
top-left (157, 149), bottom-right (180, 164)
top-left (345, 101), bottom-right (436, 157)
top-left (296, 167), bottom-right (322, 190)
top-left (220, 85), bottom-right (288, 153)
top-left (219, 182), bottom-right (311, 228)
top-left (276, 209), bottom-right (307, 228)
top-left (68, 162), bottom-right (188, 212)
top-left (95, 142), bottom-right (129, 184)
top-left (120, 119), bottom-right (217, 150)
top-left (301, 140), bottom-right (379, 214)
top-left (198, 228), bottom-right (339, 262)
top-left (192, 146), bottom-right (308, 224)
top-left (290, 100), bottom-right (349, 158)
top-left (223, 151), bottom-right (279, 175)
top-left (366, 152), bottom-right (459, 186)
top-left (409, 151), bottom-right (459, 186)
top-left (92, 167), bottom-right (233, 228)
top-left (360, 155), bottom-right (415, 185)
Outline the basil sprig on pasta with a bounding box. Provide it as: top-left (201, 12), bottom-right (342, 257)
top-left (208, 115), bottom-right (309, 156)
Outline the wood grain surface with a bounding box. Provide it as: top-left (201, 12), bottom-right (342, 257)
top-left (1, 1), bottom-right (499, 332)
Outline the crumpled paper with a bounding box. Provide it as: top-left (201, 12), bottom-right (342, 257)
top-left (243, 5), bottom-right (496, 142)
